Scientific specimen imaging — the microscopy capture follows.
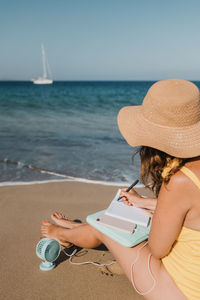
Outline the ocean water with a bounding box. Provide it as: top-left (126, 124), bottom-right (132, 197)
top-left (0, 81), bottom-right (155, 186)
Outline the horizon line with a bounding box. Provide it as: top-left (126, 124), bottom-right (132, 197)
top-left (0, 79), bottom-right (200, 82)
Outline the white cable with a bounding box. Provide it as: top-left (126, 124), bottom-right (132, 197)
top-left (130, 242), bottom-right (156, 295)
top-left (63, 242), bottom-right (156, 295)
top-left (62, 248), bottom-right (116, 267)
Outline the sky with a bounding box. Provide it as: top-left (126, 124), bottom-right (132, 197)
top-left (1, 0), bottom-right (200, 80)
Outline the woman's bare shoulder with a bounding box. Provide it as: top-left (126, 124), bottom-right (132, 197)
top-left (163, 169), bottom-right (189, 192)
top-left (184, 159), bottom-right (200, 179)
top-left (158, 170), bottom-right (193, 210)
top-left (169, 161), bottom-right (200, 192)
top-left (159, 166), bottom-right (200, 210)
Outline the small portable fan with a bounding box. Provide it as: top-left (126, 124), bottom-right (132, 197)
top-left (36, 238), bottom-right (61, 271)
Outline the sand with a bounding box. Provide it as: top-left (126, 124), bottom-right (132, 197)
top-left (0, 181), bottom-right (153, 300)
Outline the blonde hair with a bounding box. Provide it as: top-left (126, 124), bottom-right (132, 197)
top-left (134, 147), bottom-right (189, 197)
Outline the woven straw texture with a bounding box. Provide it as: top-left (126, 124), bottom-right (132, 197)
top-left (117, 79), bottom-right (200, 158)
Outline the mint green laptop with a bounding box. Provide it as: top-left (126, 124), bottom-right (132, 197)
top-left (86, 210), bottom-right (151, 247)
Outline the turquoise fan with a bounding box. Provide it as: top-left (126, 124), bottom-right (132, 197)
top-left (36, 238), bottom-right (61, 271)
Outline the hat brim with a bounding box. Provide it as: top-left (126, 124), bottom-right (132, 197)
top-left (117, 106), bottom-right (200, 158)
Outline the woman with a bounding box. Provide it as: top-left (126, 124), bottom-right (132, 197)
top-left (41, 79), bottom-right (200, 299)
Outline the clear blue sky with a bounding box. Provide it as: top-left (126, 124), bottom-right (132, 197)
top-left (1, 0), bottom-right (200, 80)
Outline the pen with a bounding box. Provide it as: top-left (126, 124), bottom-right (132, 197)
top-left (117, 179), bottom-right (139, 201)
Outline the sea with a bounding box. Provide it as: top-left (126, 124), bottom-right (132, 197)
top-left (2, 80), bottom-right (195, 187)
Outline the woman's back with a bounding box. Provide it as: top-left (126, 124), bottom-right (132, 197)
top-left (162, 161), bottom-right (200, 299)
top-left (181, 159), bottom-right (200, 231)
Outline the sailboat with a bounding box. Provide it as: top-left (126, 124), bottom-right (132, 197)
top-left (32, 44), bottom-right (53, 84)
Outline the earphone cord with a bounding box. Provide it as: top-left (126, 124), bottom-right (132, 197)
top-left (130, 241), bottom-right (156, 295)
top-left (62, 248), bottom-right (116, 267)
top-left (63, 242), bottom-right (156, 296)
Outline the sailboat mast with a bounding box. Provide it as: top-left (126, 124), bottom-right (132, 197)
top-left (41, 44), bottom-right (47, 79)
top-left (32, 44), bottom-right (53, 84)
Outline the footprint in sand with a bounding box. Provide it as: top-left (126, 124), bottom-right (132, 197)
top-left (100, 260), bottom-right (124, 276)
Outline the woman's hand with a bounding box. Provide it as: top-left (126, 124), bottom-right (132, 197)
top-left (120, 188), bottom-right (142, 206)
top-left (119, 188), bottom-right (157, 216)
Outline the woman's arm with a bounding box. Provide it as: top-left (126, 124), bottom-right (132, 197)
top-left (119, 188), bottom-right (157, 213)
top-left (148, 171), bottom-right (191, 259)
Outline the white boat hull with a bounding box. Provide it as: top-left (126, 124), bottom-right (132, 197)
top-left (32, 44), bottom-right (53, 85)
top-left (33, 78), bottom-right (53, 85)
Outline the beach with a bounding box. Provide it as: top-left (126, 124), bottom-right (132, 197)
top-left (0, 181), bottom-right (153, 300)
top-left (0, 81), bottom-right (155, 299)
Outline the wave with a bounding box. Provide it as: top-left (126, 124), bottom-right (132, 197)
top-left (0, 176), bottom-right (144, 188)
top-left (0, 158), bottom-right (143, 188)
top-left (1, 158), bottom-right (73, 178)
top-left (0, 178), bottom-right (127, 187)
top-left (0, 178), bottom-right (144, 187)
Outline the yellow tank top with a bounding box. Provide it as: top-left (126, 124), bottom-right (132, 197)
top-left (162, 166), bottom-right (200, 300)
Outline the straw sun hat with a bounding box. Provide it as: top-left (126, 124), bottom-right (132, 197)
top-left (117, 79), bottom-right (200, 158)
